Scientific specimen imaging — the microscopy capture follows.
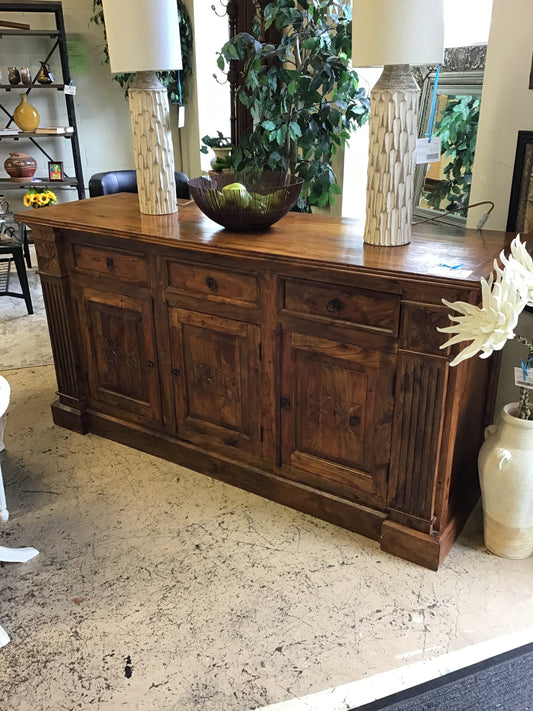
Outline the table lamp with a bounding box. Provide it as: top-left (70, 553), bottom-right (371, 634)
top-left (101, 0), bottom-right (182, 215)
top-left (352, 0), bottom-right (444, 246)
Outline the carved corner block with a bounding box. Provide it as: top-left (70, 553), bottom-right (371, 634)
top-left (400, 303), bottom-right (451, 356)
top-left (32, 226), bottom-right (69, 276)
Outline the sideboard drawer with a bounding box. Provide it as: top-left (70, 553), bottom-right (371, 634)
top-left (73, 244), bottom-right (149, 286)
top-left (164, 259), bottom-right (259, 309)
top-left (280, 277), bottom-right (400, 335)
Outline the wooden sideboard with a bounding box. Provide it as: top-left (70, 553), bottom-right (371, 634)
top-left (19, 194), bottom-right (514, 569)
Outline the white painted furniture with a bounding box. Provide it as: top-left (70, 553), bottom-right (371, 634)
top-left (0, 375), bottom-right (39, 647)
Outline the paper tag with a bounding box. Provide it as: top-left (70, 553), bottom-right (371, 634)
top-left (64, 84), bottom-right (76, 95)
top-left (514, 367), bottom-right (533, 390)
top-left (428, 264), bottom-right (473, 279)
top-left (177, 105), bottom-right (185, 128)
top-left (415, 137), bottom-right (441, 164)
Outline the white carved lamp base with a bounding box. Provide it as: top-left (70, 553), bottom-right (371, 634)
top-left (364, 64), bottom-right (420, 247)
top-left (128, 71), bottom-right (178, 215)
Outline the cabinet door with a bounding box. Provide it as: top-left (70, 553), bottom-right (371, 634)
top-left (168, 308), bottom-right (261, 458)
top-left (79, 286), bottom-right (161, 426)
top-left (280, 331), bottom-right (396, 506)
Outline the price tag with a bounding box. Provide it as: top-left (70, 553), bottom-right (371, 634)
top-left (415, 137), bottom-right (441, 164)
top-left (428, 264), bottom-right (472, 279)
top-left (177, 105), bottom-right (185, 128)
top-left (514, 367), bottom-right (533, 390)
top-left (64, 84), bottom-right (76, 95)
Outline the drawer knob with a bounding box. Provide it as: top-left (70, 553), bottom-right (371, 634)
top-left (205, 276), bottom-right (217, 291)
top-left (147, 360), bottom-right (155, 370)
top-left (106, 257), bottom-right (114, 271)
top-left (172, 368), bottom-right (181, 377)
top-left (326, 297), bottom-right (342, 313)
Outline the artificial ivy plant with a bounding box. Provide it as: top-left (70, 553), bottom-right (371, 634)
top-left (217, 0), bottom-right (370, 212)
top-left (90, 0), bottom-right (193, 105)
top-left (424, 95), bottom-right (480, 216)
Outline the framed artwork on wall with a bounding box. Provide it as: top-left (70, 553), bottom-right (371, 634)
top-left (506, 131), bottom-right (533, 233)
top-left (48, 161), bottom-right (63, 181)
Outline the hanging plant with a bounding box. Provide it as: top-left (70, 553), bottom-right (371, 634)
top-left (90, 0), bottom-right (193, 105)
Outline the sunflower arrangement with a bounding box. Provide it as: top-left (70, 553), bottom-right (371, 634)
top-left (23, 187), bottom-right (58, 209)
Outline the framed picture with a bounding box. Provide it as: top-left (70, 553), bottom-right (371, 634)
top-left (506, 131), bottom-right (533, 233)
top-left (48, 161), bottom-right (63, 181)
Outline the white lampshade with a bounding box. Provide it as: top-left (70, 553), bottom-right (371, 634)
top-left (352, 0), bottom-right (444, 67)
top-left (102, 0), bottom-right (182, 74)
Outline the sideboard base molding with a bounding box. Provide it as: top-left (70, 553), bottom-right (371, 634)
top-left (59, 404), bottom-right (478, 569)
top-left (85, 407), bottom-right (391, 543)
top-left (381, 480), bottom-right (481, 570)
top-left (51, 400), bottom-right (89, 435)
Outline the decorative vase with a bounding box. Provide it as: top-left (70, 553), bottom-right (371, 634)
top-left (13, 94), bottom-right (40, 132)
top-left (478, 403), bottom-right (533, 558)
top-left (4, 152), bottom-right (37, 182)
top-left (36, 61), bottom-right (54, 85)
top-left (7, 67), bottom-right (20, 85)
top-left (210, 147), bottom-right (232, 169)
top-left (19, 66), bottom-right (32, 85)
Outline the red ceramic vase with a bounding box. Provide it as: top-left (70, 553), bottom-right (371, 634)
top-left (4, 152), bottom-right (37, 183)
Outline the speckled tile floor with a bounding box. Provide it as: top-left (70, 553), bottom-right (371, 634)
top-left (0, 364), bottom-right (532, 711)
top-left (1, 263), bottom-right (533, 710)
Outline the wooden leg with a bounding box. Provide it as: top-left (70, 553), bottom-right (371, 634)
top-left (11, 247), bottom-right (33, 315)
top-left (22, 226), bottom-right (32, 268)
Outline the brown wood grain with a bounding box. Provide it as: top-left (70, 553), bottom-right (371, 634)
top-left (17, 193), bottom-right (514, 282)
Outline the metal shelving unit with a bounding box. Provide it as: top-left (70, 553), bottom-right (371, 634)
top-left (0, 1), bottom-right (84, 199)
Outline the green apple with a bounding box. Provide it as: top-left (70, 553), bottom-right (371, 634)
top-left (249, 192), bottom-right (267, 213)
top-left (222, 182), bottom-right (251, 208)
top-left (269, 188), bottom-right (285, 207)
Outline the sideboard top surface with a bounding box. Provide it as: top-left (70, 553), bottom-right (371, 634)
top-left (17, 193), bottom-right (518, 283)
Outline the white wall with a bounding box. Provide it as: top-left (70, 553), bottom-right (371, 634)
top-left (176, 0), bottom-right (230, 181)
top-left (468, 0), bottom-right (533, 416)
top-left (468, 0), bottom-right (533, 230)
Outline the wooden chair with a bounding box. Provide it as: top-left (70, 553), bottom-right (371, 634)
top-left (0, 217), bottom-right (33, 315)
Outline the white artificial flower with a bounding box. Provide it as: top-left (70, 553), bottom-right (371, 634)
top-left (438, 265), bottom-right (528, 366)
top-left (500, 234), bottom-right (533, 306)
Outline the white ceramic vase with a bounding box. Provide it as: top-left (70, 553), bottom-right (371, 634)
top-left (478, 402), bottom-right (533, 558)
